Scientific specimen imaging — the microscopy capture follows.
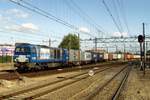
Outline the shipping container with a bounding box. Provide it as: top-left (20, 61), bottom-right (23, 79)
top-left (127, 54), bottom-right (131, 60)
top-left (133, 55), bottom-right (140, 59)
top-left (121, 54), bottom-right (124, 60)
top-left (112, 53), bottom-right (118, 60)
top-left (130, 54), bottom-right (134, 60)
top-left (124, 53), bottom-right (133, 60)
top-left (80, 51), bottom-right (85, 62)
top-left (91, 52), bottom-right (100, 63)
top-left (124, 53), bottom-right (128, 60)
top-left (117, 54), bottom-right (122, 59)
top-left (80, 51), bottom-right (92, 64)
top-left (69, 49), bottom-right (80, 62)
top-left (99, 53), bottom-right (104, 61)
top-left (108, 53), bottom-right (113, 61)
top-left (84, 51), bottom-right (92, 61)
top-left (104, 53), bottom-right (108, 61)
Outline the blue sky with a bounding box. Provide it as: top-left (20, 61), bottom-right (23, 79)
top-left (0, 0), bottom-right (150, 50)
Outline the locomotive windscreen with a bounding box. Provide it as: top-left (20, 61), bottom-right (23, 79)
top-left (15, 47), bottom-right (30, 54)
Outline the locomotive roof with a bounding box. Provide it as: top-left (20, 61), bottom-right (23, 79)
top-left (15, 43), bottom-right (66, 50)
top-left (15, 43), bottom-right (31, 46)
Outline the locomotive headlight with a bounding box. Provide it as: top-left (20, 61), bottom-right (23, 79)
top-left (17, 55), bottom-right (28, 62)
top-left (14, 59), bottom-right (17, 62)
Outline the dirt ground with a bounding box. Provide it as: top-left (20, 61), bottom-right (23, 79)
top-left (0, 63), bottom-right (15, 71)
top-left (119, 66), bottom-right (150, 100)
top-left (0, 70), bottom-right (85, 94)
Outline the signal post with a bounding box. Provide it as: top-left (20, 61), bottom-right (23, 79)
top-left (138, 34), bottom-right (145, 74)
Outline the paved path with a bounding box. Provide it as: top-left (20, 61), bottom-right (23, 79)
top-left (119, 66), bottom-right (150, 100)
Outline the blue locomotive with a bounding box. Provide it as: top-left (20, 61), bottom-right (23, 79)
top-left (13, 43), bottom-right (68, 70)
top-left (13, 43), bottom-right (102, 71)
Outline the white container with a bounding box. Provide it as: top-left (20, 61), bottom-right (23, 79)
top-left (117, 54), bottom-right (122, 59)
top-left (69, 49), bottom-right (80, 62)
top-left (134, 55), bottom-right (140, 59)
top-left (84, 52), bottom-right (92, 61)
top-left (113, 54), bottom-right (118, 60)
top-left (104, 53), bottom-right (108, 60)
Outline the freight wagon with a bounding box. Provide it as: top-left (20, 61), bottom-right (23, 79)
top-left (91, 52), bottom-right (100, 63)
top-left (68, 49), bottom-right (80, 65)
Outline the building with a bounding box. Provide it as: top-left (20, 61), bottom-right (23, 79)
top-left (0, 44), bottom-right (15, 56)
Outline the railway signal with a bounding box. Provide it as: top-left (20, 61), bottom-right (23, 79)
top-left (138, 23), bottom-right (146, 74)
top-left (138, 35), bottom-right (144, 71)
top-left (138, 35), bottom-right (144, 43)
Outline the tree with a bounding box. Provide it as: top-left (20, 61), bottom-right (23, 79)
top-left (115, 51), bottom-right (122, 54)
top-left (59, 33), bottom-right (79, 49)
top-left (146, 50), bottom-right (150, 54)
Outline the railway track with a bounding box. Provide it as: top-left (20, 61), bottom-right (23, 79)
top-left (79, 64), bottom-right (131, 100)
top-left (111, 65), bottom-right (131, 100)
top-left (0, 62), bottom-right (125, 80)
top-left (0, 63), bottom-right (123, 100)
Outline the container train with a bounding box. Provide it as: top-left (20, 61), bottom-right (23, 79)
top-left (13, 43), bottom-right (140, 71)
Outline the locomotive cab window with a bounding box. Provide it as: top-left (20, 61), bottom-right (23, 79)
top-left (15, 47), bottom-right (30, 53)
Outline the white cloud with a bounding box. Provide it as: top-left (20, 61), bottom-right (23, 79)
top-left (4, 23), bottom-right (39, 33)
top-left (0, 14), bottom-right (38, 33)
top-left (21, 23), bottom-right (39, 31)
top-left (79, 27), bottom-right (90, 33)
top-left (112, 32), bottom-right (128, 37)
top-left (6, 8), bottom-right (29, 18)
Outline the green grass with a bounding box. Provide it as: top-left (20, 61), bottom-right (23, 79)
top-left (0, 56), bottom-right (12, 63)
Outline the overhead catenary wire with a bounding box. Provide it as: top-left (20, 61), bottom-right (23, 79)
top-left (15, 0), bottom-right (77, 30)
top-left (112, 0), bottom-right (124, 33)
top-left (102, 0), bottom-right (123, 36)
top-left (64, 0), bottom-right (91, 29)
top-left (65, 0), bottom-right (107, 37)
top-left (20, 0), bottom-right (95, 37)
top-left (9, 0), bottom-right (94, 37)
top-left (0, 15), bottom-right (63, 40)
top-left (116, 0), bottom-right (130, 34)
